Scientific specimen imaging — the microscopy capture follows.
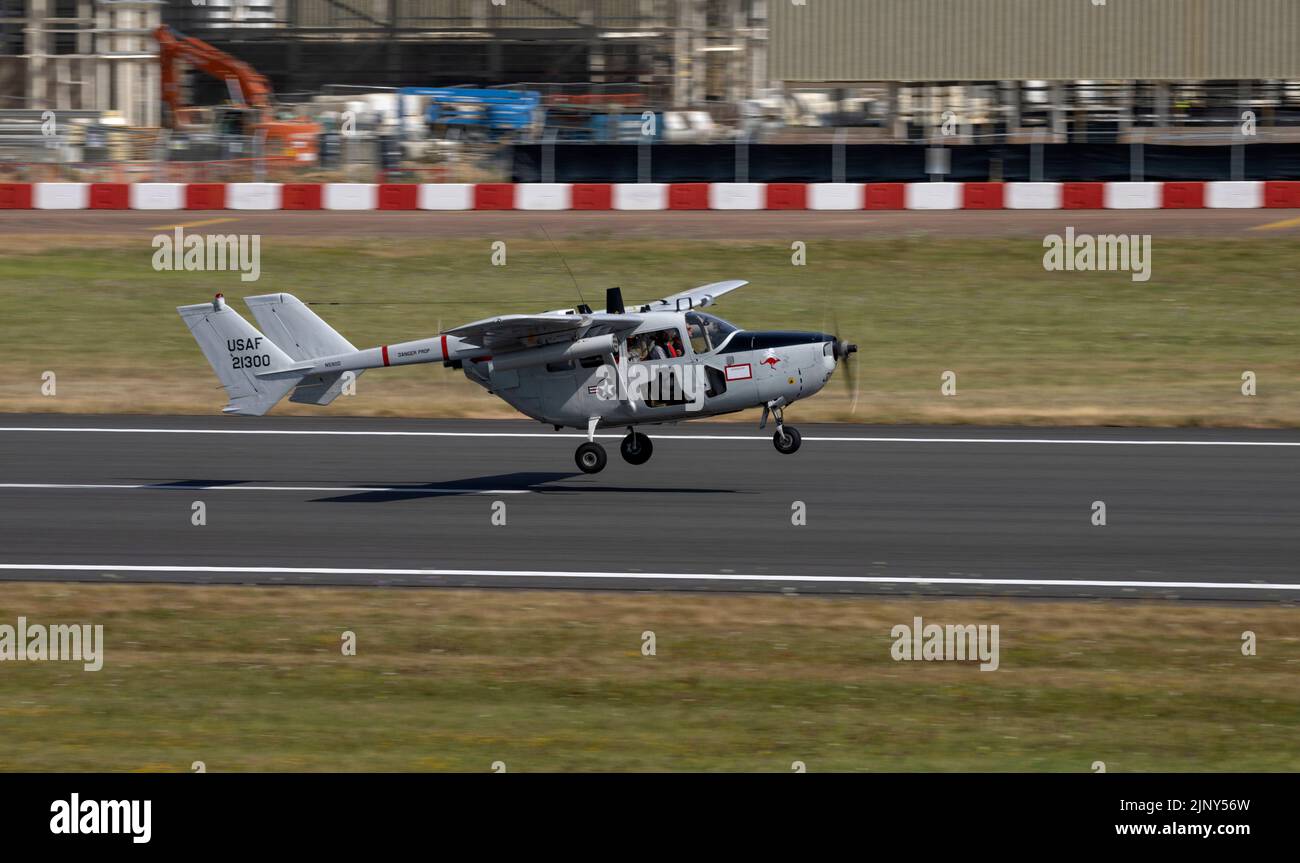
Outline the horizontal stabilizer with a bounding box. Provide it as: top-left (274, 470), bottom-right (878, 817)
top-left (289, 370), bottom-right (360, 406)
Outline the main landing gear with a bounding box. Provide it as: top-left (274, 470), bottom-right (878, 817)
top-left (575, 441), bottom-right (607, 474)
top-left (574, 426), bottom-right (655, 474)
top-left (620, 430), bottom-right (653, 466)
top-left (762, 399), bottom-right (802, 455)
top-left (575, 417), bottom-right (607, 474)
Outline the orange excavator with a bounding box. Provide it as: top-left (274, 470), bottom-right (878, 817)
top-left (155, 24), bottom-right (320, 163)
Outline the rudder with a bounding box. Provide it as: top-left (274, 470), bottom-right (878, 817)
top-left (244, 292), bottom-right (362, 406)
top-left (244, 292), bottom-right (355, 360)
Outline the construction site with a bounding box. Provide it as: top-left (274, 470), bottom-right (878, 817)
top-left (0, 0), bottom-right (1296, 183)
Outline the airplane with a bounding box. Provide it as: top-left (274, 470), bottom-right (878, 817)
top-left (178, 281), bottom-right (857, 473)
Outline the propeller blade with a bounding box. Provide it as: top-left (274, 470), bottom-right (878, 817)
top-left (849, 356), bottom-right (860, 414)
top-left (828, 303), bottom-right (859, 413)
top-left (832, 334), bottom-right (858, 413)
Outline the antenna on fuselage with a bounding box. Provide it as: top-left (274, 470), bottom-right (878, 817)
top-left (539, 225), bottom-right (587, 312)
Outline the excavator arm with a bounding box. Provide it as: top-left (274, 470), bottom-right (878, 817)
top-left (156, 24), bottom-right (273, 125)
top-left (154, 24), bottom-right (320, 162)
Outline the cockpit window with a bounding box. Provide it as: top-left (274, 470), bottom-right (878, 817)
top-left (684, 312), bottom-right (738, 353)
top-left (684, 313), bottom-right (709, 354)
top-left (629, 328), bottom-right (685, 361)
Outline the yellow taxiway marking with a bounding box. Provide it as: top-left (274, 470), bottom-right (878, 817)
top-left (147, 217), bottom-right (239, 231)
top-left (1249, 215), bottom-right (1300, 231)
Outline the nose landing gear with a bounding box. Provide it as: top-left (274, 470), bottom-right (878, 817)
top-left (773, 426), bottom-right (801, 454)
top-left (761, 398), bottom-right (801, 455)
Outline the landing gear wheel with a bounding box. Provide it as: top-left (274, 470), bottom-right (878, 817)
top-left (620, 432), bottom-right (654, 465)
top-left (575, 441), bottom-right (608, 474)
top-left (773, 426), bottom-right (802, 454)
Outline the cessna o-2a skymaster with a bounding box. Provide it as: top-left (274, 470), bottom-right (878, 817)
top-left (178, 282), bottom-right (857, 474)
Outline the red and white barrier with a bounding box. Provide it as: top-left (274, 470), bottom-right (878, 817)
top-left (515, 183), bottom-right (571, 210)
top-left (1104, 182), bottom-right (1162, 209)
top-left (807, 183), bottom-right (864, 210)
top-left (905, 182), bottom-right (962, 210)
top-left (709, 183), bottom-right (766, 210)
top-left (612, 183), bottom-right (668, 210)
top-left (1005, 182), bottom-right (1063, 210)
top-left (34, 182), bottom-right (88, 209)
top-left (572, 184), bottom-right (613, 210)
top-left (1206, 181), bottom-right (1263, 209)
top-left (1264, 181), bottom-right (1300, 208)
top-left (4, 181), bottom-right (1298, 212)
top-left (668, 184), bottom-right (709, 209)
top-left (323, 183), bottom-right (377, 210)
top-left (130, 183), bottom-right (186, 210)
top-left (227, 183), bottom-right (281, 210)
top-left (418, 183), bottom-right (473, 210)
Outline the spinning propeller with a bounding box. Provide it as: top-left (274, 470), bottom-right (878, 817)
top-left (830, 307), bottom-right (859, 413)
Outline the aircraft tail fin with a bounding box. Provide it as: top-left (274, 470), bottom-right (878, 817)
top-left (243, 292), bottom-right (355, 359)
top-left (177, 294), bottom-right (307, 416)
top-left (244, 292), bottom-right (362, 406)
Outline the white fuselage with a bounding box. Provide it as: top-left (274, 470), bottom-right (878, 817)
top-left (294, 310), bottom-right (844, 432)
top-left (465, 312), bottom-right (841, 430)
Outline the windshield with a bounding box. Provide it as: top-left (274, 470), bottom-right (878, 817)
top-left (685, 312), bottom-right (739, 353)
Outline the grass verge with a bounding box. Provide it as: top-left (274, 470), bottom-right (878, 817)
top-left (1, 236), bottom-right (1298, 425)
top-left (0, 583), bottom-right (1295, 772)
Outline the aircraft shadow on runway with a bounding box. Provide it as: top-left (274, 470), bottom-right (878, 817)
top-left (319, 471), bottom-right (580, 501)
top-left (140, 474), bottom-right (739, 502)
top-left (315, 471), bottom-right (742, 501)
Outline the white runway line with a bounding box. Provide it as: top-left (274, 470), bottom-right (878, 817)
top-left (2, 426), bottom-right (1299, 447)
top-left (0, 483), bottom-right (528, 494)
top-left (0, 563), bottom-right (1294, 591)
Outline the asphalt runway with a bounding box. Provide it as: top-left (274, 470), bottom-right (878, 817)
top-left (1, 208), bottom-right (1297, 240)
top-left (1, 414), bottom-right (1298, 601)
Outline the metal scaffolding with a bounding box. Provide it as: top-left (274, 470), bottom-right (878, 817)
top-left (0, 0), bottom-right (161, 125)
top-left (159, 0), bottom-right (770, 110)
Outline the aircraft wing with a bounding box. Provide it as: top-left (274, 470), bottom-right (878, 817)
top-left (641, 280), bottom-right (748, 312)
top-left (447, 313), bottom-right (641, 351)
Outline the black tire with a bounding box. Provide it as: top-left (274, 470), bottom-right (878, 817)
top-left (620, 432), bottom-right (654, 465)
top-left (773, 426), bottom-right (802, 455)
top-left (575, 441), bottom-right (608, 474)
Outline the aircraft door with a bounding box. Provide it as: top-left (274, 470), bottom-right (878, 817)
top-left (684, 311), bottom-right (755, 408)
top-left (574, 352), bottom-right (618, 416)
top-left (626, 324), bottom-right (697, 412)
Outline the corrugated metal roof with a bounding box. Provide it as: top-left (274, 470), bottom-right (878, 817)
top-left (771, 0), bottom-right (1299, 81)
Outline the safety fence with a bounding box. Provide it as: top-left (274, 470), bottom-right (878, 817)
top-left (8, 140), bottom-right (1297, 187)
top-left (0, 159), bottom-right (484, 185)
top-left (510, 142), bottom-right (1300, 184)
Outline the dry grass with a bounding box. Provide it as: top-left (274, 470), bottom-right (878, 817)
top-left (0, 583), bottom-right (1295, 772)
top-left (2, 235), bottom-right (1299, 425)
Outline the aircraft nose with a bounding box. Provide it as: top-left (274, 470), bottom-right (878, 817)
top-left (832, 338), bottom-right (858, 361)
